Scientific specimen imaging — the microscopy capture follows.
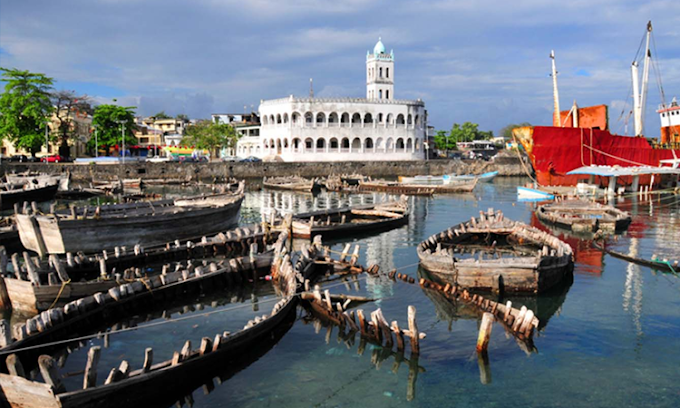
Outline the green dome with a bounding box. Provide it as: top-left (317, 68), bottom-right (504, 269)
top-left (373, 37), bottom-right (385, 54)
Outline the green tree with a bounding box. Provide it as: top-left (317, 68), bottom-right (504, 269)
top-left (176, 113), bottom-right (189, 121)
top-left (500, 122), bottom-right (532, 138)
top-left (153, 111), bottom-right (171, 119)
top-left (448, 122), bottom-right (494, 145)
top-left (434, 130), bottom-right (455, 153)
top-left (52, 90), bottom-right (93, 157)
top-left (88, 104), bottom-right (137, 155)
top-left (0, 68), bottom-right (54, 156)
top-left (181, 120), bottom-right (240, 160)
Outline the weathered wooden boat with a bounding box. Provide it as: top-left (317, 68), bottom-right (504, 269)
top-left (594, 242), bottom-right (680, 273)
top-left (263, 176), bottom-right (321, 193)
top-left (0, 230), bottom-right (325, 408)
top-left (0, 223), bottom-right (275, 313)
top-left (417, 209), bottom-right (573, 293)
top-left (5, 172), bottom-right (70, 191)
top-left (15, 182), bottom-right (245, 255)
top-left (0, 183), bottom-right (59, 212)
top-left (535, 199), bottom-right (631, 233)
top-left (399, 171), bottom-right (497, 185)
top-left (357, 178), bottom-right (477, 195)
top-left (291, 197), bottom-right (409, 239)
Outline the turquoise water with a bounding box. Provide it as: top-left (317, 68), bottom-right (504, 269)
top-left (25, 178), bottom-right (680, 407)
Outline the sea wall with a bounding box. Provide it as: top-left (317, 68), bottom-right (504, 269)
top-left (2, 153), bottom-right (529, 182)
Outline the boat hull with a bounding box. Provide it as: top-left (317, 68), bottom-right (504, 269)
top-left (513, 126), bottom-right (680, 187)
top-left (0, 184), bottom-right (59, 211)
top-left (17, 197), bottom-right (243, 254)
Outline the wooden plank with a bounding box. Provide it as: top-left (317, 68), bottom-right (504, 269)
top-left (0, 373), bottom-right (60, 408)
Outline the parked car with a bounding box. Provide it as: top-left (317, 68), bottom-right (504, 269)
top-left (9, 155), bottom-right (28, 162)
top-left (41, 154), bottom-right (70, 163)
top-left (240, 156), bottom-right (262, 163)
top-left (220, 156), bottom-right (239, 162)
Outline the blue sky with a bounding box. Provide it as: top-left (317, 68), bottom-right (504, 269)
top-left (1, 0), bottom-right (679, 136)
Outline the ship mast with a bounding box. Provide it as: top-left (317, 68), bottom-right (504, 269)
top-left (632, 21), bottom-right (653, 136)
top-left (551, 50), bottom-right (561, 127)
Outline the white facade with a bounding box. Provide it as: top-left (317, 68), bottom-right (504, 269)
top-left (236, 39), bottom-right (428, 162)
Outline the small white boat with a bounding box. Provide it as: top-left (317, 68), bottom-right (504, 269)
top-left (399, 171), bottom-right (497, 185)
top-left (451, 171), bottom-right (498, 183)
top-left (517, 186), bottom-right (555, 201)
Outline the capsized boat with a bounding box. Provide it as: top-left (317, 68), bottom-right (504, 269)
top-left (263, 176), bottom-right (321, 193)
top-left (417, 209), bottom-right (573, 293)
top-left (15, 182), bottom-right (245, 255)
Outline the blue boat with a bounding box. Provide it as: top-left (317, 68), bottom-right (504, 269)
top-left (517, 186), bottom-right (555, 202)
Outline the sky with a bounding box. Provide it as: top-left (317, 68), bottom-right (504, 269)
top-left (1, 0), bottom-right (679, 136)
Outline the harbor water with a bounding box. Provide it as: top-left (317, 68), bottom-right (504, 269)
top-left (12, 178), bottom-right (680, 407)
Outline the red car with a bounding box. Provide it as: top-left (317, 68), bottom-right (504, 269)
top-left (41, 154), bottom-right (67, 163)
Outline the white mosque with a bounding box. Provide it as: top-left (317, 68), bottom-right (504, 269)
top-left (236, 38), bottom-right (429, 161)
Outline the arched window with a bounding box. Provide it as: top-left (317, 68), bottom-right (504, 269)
top-left (304, 138), bottom-right (314, 150)
top-left (292, 138), bottom-right (301, 152)
top-left (351, 138), bottom-right (361, 152)
top-left (406, 138), bottom-right (413, 151)
top-left (415, 138), bottom-right (421, 151)
top-left (341, 137), bottom-right (350, 150)
top-left (386, 138), bottom-right (394, 151)
top-left (329, 112), bottom-right (338, 126)
top-left (396, 114), bottom-right (405, 125)
top-left (316, 112), bottom-right (326, 126)
top-left (283, 139), bottom-right (289, 148)
top-left (365, 138), bottom-right (374, 150)
top-left (292, 112), bottom-right (301, 126)
top-left (386, 68), bottom-right (389, 78)
top-left (379, 67), bottom-right (383, 78)
top-left (386, 90), bottom-right (389, 100)
top-left (269, 115), bottom-right (275, 124)
top-left (414, 115), bottom-right (420, 127)
top-left (378, 113), bottom-right (383, 123)
top-left (316, 138), bottom-right (326, 150)
top-left (340, 113), bottom-right (350, 126)
top-left (304, 112), bottom-right (313, 126)
top-left (270, 139), bottom-right (275, 151)
top-left (276, 114), bottom-right (282, 124)
top-left (351, 113), bottom-right (362, 125)
top-left (364, 113), bottom-right (373, 124)
top-left (379, 90), bottom-right (382, 99)
top-left (396, 138), bottom-right (405, 150)
top-left (262, 116), bottom-right (268, 125)
top-left (407, 114), bottom-right (412, 125)
top-left (283, 113), bottom-right (289, 124)
top-left (376, 137), bottom-right (384, 151)
top-left (386, 114), bottom-right (393, 126)
top-left (330, 137), bottom-right (339, 150)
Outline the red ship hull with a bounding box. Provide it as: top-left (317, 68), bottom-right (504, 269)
top-left (514, 126), bottom-right (680, 186)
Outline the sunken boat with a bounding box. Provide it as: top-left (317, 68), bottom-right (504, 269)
top-left (0, 223), bottom-right (275, 313)
top-left (358, 177), bottom-right (477, 195)
top-left (0, 231), bottom-right (326, 408)
top-left (15, 182), bottom-right (245, 255)
top-left (535, 199), bottom-right (632, 233)
top-left (0, 182), bottom-right (59, 212)
top-left (5, 172), bottom-right (70, 191)
top-left (291, 197), bottom-right (409, 239)
top-left (263, 176), bottom-right (321, 193)
top-left (417, 209), bottom-right (573, 293)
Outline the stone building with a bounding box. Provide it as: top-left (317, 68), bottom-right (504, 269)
top-left (236, 38), bottom-right (428, 161)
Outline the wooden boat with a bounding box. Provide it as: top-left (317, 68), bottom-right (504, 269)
top-left (291, 197), bottom-right (409, 239)
top-left (15, 182), bottom-right (245, 255)
top-left (5, 172), bottom-right (70, 191)
top-left (358, 178), bottom-right (477, 195)
top-left (263, 176), bottom-right (321, 193)
top-left (398, 171), bottom-right (497, 185)
top-left (536, 199), bottom-right (632, 233)
top-left (417, 209), bottom-right (573, 293)
top-left (0, 231), bottom-right (325, 408)
top-left (0, 183), bottom-right (59, 211)
top-left (0, 223), bottom-right (275, 313)
top-left (517, 186), bottom-right (555, 201)
top-left (594, 242), bottom-right (680, 273)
